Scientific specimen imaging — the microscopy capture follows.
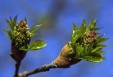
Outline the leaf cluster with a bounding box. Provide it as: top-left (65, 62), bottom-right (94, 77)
top-left (70, 19), bottom-right (108, 62)
top-left (4, 16), bottom-right (46, 51)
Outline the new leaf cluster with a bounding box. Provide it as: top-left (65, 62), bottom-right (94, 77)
top-left (4, 16), bottom-right (47, 51)
top-left (70, 20), bottom-right (108, 62)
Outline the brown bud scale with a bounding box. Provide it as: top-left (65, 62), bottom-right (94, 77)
top-left (53, 43), bottom-right (81, 68)
top-left (11, 43), bottom-right (26, 62)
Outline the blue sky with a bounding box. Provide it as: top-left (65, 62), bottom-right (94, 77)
top-left (0, 0), bottom-right (113, 77)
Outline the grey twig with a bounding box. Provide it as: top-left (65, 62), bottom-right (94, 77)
top-left (18, 63), bottom-right (57, 77)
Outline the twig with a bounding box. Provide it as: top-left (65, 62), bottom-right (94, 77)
top-left (18, 63), bottom-right (57, 77)
top-left (14, 61), bottom-right (21, 77)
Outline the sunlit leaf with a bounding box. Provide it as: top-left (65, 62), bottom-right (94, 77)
top-left (92, 46), bottom-right (104, 52)
top-left (80, 19), bottom-right (86, 34)
top-left (6, 16), bottom-right (17, 31)
top-left (82, 55), bottom-right (104, 62)
top-left (87, 19), bottom-right (96, 30)
top-left (19, 40), bottom-right (47, 51)
top-left (75, 44), bottom-right (84, 57)
top-left (71, 24), bottom-right (82, 44)
top-left (70, 19), bottom-right (107, 63)
top-left (95, 50), bottom-right (105, 54)
top-left (30, 25), bottom-right (42, 34)
top-left (29, 40), bottom-right (47, 50)
top-left (97, 38), bottom-right (108, 45)
top-left (13, 15), bottom-right (18, 26)
top-left (6, 20), bottom-right (14, 31)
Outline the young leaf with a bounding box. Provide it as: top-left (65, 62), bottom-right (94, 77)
top-left (10, 16), bottom-right (12, 21)
top-left (20, 40), bottom-right (47, 51)
top-left (75, 44), bottom-right (84, 57)
top-left (87, 19), bottom-right (96, 30)
top-left (72, 23), bottom-right (79, 37)
top-left (97, 38), bottom-right (108, 45)
top-left (13, 15), bottom-right (18, 26)
top-left (19, 46), bottom-right (28, 51)
top-left (94, 50), bottom-right (105, 54)
top-left (80, 19), bottom-right (86, 34)
top-left (70, 19), bottom-right (107, 63)
top-left (71, 24), bottom-right (80, 44)
top-left (30, 25), bottom-right (42, 34)
top-left (82, 55), bottom-right (104, 62)
top-left (24, 17), bottom-right (27, 23)
top-left (6, 20), bottom-right (14, 31)
top-left (28, 40), bottom-right (47, 50)
top-left (4, 30), bottom-right (14, 41)
top-left (6, 16), bottom-right (17, 31)
top-left (91, 45), bottom-right (104, 52)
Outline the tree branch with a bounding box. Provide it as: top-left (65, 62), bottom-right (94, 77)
top-left (14, 61), bottom-right (21, 77)
top-left (18, 63), bottom-right (57, 77)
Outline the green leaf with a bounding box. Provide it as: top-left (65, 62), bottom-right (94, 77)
top-left (24, 17), bottom-right (27, 23)
top-left (87, 19), bottom-right (96, 30)
top-left (96, 34), bottom-right (108, 45)
top-left (6, 20), bottom-right (14, 31)
top-left (19, 46), bottom-right (28, 51)
top-left (72, 23), bottom-right (79, 38)
top-left (92, 45), bottom-right (104, 52)
top-left (80, 19), bottom-right (86, 34)
top-left (13, 15), bottom-right (18, 26)
top-left (82, 55), bottom-right (104, 62)
top-left (72, 24), bottom-right (81, 43)
top-left (30, 25), bottom-right (42, 34)
top-left (97, 38), bottom-right (108, 45)
top-left (6, 16), bottom-right (17, 31)
top-left (4, 30), bottom-right (14, 41)
top-left (75, 44), bottom-right (84, 57)
top-left (94, 50), bottom-right (105, 54)
top-left (70, 19), bottom-right (107, 63)
top-left (10, 16), bottom-right (12, 21)
top-left (29, 40), bottom-right (47, 50)
top-left (19, 40), bottom-right (47, 51)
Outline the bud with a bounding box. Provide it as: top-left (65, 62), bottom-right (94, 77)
top-left (83, 30), bottom-right (97, 43)
top-left (13, 20), bottom-right (31, 47)
top-left (53, 43), bottom-right (81, 68)
top-left (11, 20), bottom-right (31, 62)
top-left (11, 43), bottom-right (26, 62)
top-left (53, 19), bottom-right (107, 67)
top-left (5, 16), bottom-right (46, 62)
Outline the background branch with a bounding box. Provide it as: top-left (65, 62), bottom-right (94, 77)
top-left (18, 63), bottom-right (57, 77)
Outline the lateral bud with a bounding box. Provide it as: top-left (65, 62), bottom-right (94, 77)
top-left (53, 43), bottom-right (81, 68)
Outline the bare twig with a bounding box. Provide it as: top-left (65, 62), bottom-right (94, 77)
top-left (14, 61), bottom-right (21, 77)
top-left (18, 63), bottom-right (57, 77)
